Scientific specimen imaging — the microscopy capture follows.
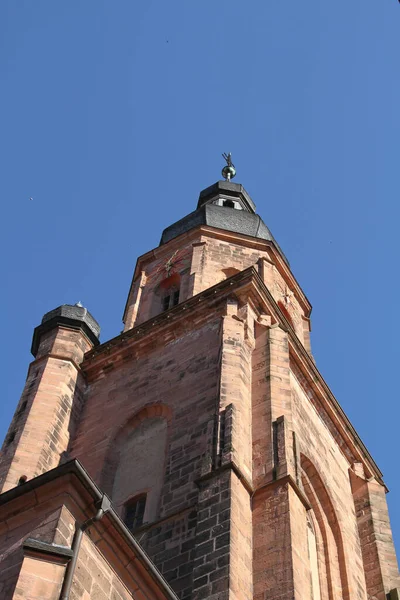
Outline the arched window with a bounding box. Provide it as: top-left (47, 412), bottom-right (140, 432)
top-left (112, 417), bottom-right (168, 529)
top-left (158, 273), bottom-right (181, 313)
top-left (101, 405), bottom-right (171, 531)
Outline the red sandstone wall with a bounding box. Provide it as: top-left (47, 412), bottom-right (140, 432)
top-left (0, 327), bottom-right (91, 493)
top-left (0, 492), bottom-right (71, 598)
top-left (72, 316), bottom-right (223, 596)
top-left (70, 535), bottom-right (136, 600)
top-left (229, 472), bottom-right (252, 600)
top-left (189, 235), bottom-right (309, 347)
top-left (124, 232), bottom-right (310, 348)
top-left (3, 221), bottom-right (396, 600)
top-left (0, 478), bottom-right (172, 600)
top-left (12, 557), bottom-right (65, 600)
top-left (290, 371), bottom-right (367, 600)
top-left (253, 482), bottom-right (295, 600)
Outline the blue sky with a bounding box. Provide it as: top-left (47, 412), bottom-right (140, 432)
top-left (1, 0), bottom-right (399, 548)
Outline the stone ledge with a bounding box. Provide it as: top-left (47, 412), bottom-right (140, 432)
top-left (23, 537), bottom-right (73, 563)
top-left (252, 474), bottom-right (311, 511)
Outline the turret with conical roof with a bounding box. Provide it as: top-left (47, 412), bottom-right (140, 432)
top-left (0, 303), bottom-right (100, 492)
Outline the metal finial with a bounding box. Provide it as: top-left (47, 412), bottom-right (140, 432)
top-left (221, 152), bottom-right (236, 181)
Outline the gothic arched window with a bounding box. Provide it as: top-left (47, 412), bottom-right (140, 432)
top-left (112, 416), bottom-right (167, 528)
top-left (301, 454), bottom-right (350, 600)
top-left (101, 406), bottom-right (171, 531)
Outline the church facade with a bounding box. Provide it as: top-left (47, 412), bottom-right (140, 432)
top-left (0, 176), bottom-right (399, 600)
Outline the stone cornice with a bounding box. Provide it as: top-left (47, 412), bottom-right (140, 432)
top-left (84, 267), bottom-right (257, 376)
top-left (252, 474), bottom-right (311, 511)
top-left (195, 460), bottom-right (254, 496)
top-left (23, 538), bottom-right (74, 563)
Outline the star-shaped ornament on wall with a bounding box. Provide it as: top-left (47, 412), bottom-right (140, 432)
top-left (147, 248), bottom-right (191, 284)
top-left (282, 286), bottom-right (294, 306)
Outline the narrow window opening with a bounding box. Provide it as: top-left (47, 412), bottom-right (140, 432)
top-left (162, 295), bottom-right (170, 311)
top-left (223, 199), bottom-right (235, 208)
top-left (172, 289), bottom-right (180, 306)
top-left (124, 494), bottom-right (147, 531)
top-left (158, 273), bottom-right (181, 314)
top-left (161, 288), bottom-right (180, 312)
top-left (18, 475), bottom-right (27, 486)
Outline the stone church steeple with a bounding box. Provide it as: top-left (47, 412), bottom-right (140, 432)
top-left (0, 164), bottom-right (399, 600)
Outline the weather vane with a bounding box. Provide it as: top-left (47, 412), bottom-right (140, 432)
top-left (221, 152), bottom-right (236, 181)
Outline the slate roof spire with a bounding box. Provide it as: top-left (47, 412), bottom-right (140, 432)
top-left (159, 170), bottom-right (289, 265)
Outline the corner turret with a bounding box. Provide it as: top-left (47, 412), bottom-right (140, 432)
top-left (0, 304), bottom-right (100, 492)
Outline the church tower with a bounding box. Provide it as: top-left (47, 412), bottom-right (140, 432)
top-left (0, 159), bottom-right (399, 600)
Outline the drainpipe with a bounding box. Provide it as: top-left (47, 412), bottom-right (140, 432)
top-left (59, 495), bottom-right (111, 600)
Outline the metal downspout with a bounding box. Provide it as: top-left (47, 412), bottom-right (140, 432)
top-left (59, 495), bottom-right (111, 600)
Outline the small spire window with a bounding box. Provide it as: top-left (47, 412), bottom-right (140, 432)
top-left (223, 199), bottom-right (235, 208)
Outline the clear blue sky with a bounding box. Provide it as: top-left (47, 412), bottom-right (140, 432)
top-left (1, 0), bottom-right (399, 549)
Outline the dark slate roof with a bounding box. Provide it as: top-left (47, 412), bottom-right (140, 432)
top-left (160, 181), bottom-right (289, 265)
top-left (197, 181), bottom-right (256, 212)
top-left (31, 304), bottom-right (100, 356)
